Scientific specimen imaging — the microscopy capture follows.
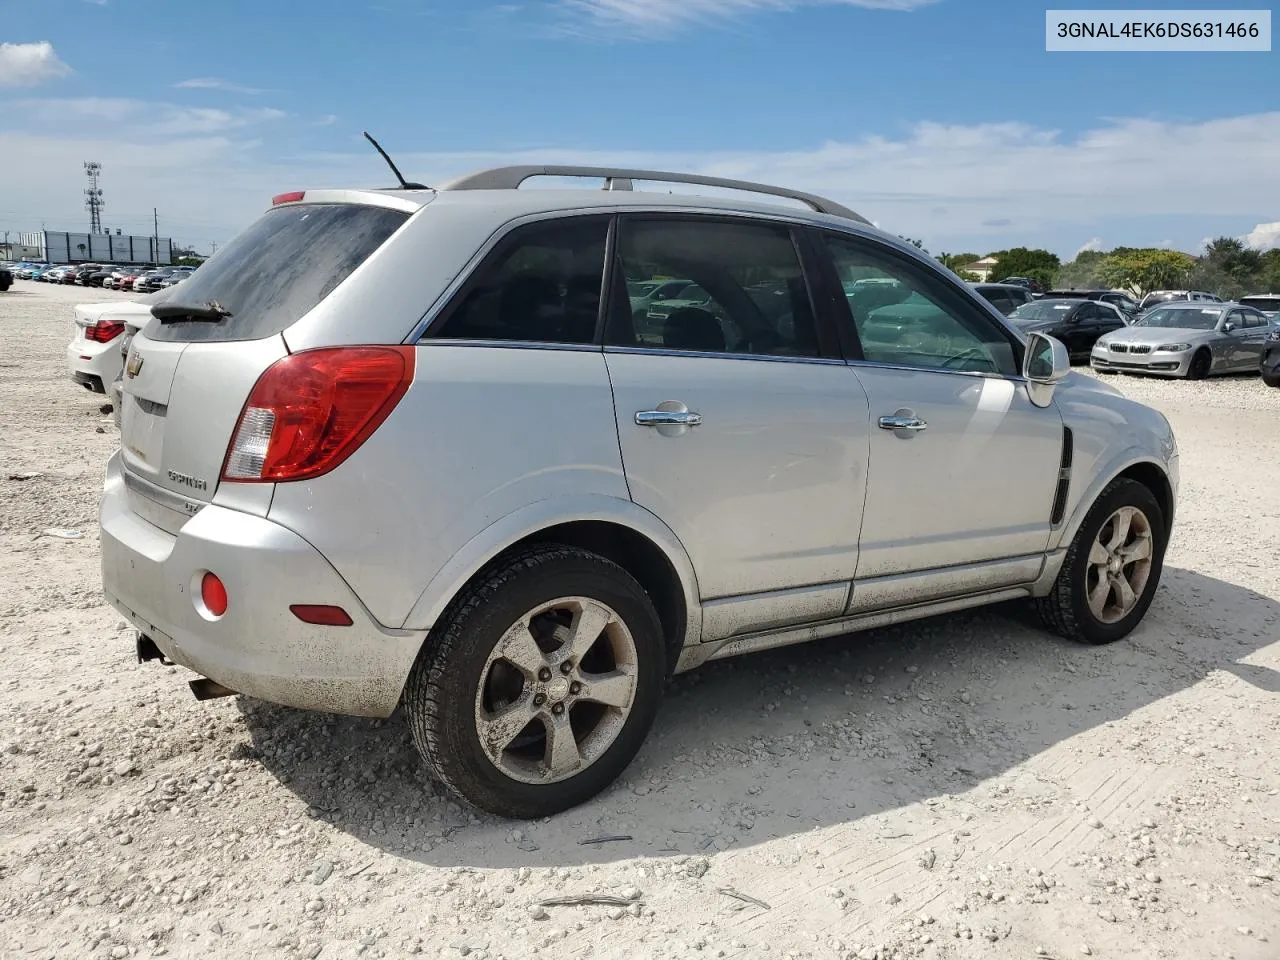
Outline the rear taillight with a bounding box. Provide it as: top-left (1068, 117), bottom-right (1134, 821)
top-left (85, 320), bottom-right (125, 343)
top-left (222, 347), bottom-right (415, 483)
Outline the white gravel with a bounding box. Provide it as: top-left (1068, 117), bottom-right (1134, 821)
top-left (2, 280), bottom-right (1278, 960)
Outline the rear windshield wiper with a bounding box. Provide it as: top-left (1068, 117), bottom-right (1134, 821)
top-left (152, 300), bottom-right (233, 324)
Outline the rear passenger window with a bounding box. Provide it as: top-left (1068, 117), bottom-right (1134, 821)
top-left (822, 233), bottom-right (1019, 377)
top-left (607, 218), bottom-right (820, 358)
top-left (430, 218), bottom-right (608, 345)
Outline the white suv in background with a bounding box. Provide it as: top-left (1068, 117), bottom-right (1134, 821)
top-left (102, 165), bottom-right (1179, 818)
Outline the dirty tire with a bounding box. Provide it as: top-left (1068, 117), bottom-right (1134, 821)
top-left (1186, 349), bottom-right (1212, 380)
top-left (403, 544), bottom-right (664, 819)
top-left (1035, 478), bottom-right (1167, 645)
top-left (1262, 368), bottom-right (1280, 388)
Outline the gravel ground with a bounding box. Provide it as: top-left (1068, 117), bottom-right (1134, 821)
top-left (2, 281), bottom-right (1278, 960)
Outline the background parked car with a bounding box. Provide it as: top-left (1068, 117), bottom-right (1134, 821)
top-left (1008, 298), bottom-right (1127, 361)
top-left (1137, 289), bottom-right (1221, 312)
top-left (86, 266), bottom-right (119, 287)
top-left (1262, 327), bottom-right (1280, 387)
top-left (74, 263), bottom-right (106, 285)
top-left (1091, 301), bottom-right (1275, 379)
top-left (971, 282), bottom-right (1036, 316)
top-left (996, 276), bottom-right (1045, 294)
top-left (1044, 288), bottom-right (1142, 319)
top-left (159, 267), bottom-right (196, 287)
top-left (136, 268), bottom-right (175, 292)
top-left (1239, 294), bottom-right (1280, 319)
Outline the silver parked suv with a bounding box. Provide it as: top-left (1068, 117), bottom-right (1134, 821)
top-left (102, 166), bottom-right (1179, 818)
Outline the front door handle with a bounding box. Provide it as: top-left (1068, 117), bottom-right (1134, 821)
top-left (636, 410), bottom-right (703, 427)
top-left (878, 414), bottom-right (927, 432)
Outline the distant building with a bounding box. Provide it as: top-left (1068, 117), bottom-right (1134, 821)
top-left (959, 256), bottom-right (1000, 281)
top-left (17, 230), bottom-right (174, 265)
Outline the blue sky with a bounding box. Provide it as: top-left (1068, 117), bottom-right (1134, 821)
top-left (1, 0), bottom-right (1277, 256)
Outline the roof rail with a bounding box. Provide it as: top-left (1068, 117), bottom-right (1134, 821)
top-left (436, 165), bottom-right (869, 224)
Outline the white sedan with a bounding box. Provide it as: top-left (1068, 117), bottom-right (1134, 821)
top-left (66, 299), bottom-right (155, 394)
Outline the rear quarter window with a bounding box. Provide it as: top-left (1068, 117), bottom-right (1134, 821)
top-left (146, 203), bottom-right (410, 342)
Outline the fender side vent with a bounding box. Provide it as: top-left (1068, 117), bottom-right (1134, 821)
top-left (1050, 426), bottom-right (1074, 525)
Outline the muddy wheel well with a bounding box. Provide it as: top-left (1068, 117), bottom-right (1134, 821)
top-left (1117, 462), bottom-right (1174, 537)
top-left (505, 521), bottom-right (689, 674)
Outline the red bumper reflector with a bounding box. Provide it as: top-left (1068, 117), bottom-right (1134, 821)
top-left (290, 604), bottom-right (353, 626)
top-left (201, 572), bottom-right (228, 616)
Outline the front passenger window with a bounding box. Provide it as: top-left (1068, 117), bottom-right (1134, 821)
top-left (823, 234), bottom-right (1018, 376)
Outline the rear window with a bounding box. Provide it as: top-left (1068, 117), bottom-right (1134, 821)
top-left (1240, 296), bottom-right (1280, 313)
top-left (147, 203), bottom-right (410, 342)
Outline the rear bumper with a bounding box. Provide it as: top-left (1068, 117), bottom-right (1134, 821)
top-left (66, 336), bottom-right (121, 393)
top-left (100, 452), bottom-right (426, 717)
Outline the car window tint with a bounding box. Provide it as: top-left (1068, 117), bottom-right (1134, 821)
top-left (823, 234), bottom-right (1018, 376)
top-left (146, 203), bottom-right (410, 343)
top-left (431, 218), bottom-right (608, 345)
top-left (608, 218), bottom-right (819, 358)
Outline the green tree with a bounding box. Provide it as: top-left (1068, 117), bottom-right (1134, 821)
top-left (1100, 249), bottom-right (1195, 294)
top-left (1056, 249), bottom-right (1109, 289)
top-left (1260, 248), bottom-right (1280, 291)
top-left (987, 247), bottom-right (1060, 291)
top-left (1193, 236), bottom-right (1265, 298)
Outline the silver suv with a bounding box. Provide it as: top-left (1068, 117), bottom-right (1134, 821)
top-left (101, 166), bottom-right (1179, 818)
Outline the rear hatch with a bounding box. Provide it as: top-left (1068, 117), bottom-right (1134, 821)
top-left (118, 198), bottom-right (415, 533)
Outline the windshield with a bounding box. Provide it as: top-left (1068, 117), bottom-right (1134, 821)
top-left (1137, 307), bottom-right (1222, 329)
top-left (145, 202), bottom-right (410, 343)
top-left (1010, 300), bottom-right (1076, 321)
top-left (627, 281), bottom-right (658, 298)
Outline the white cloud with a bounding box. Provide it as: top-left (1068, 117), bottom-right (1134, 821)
top-left (174, 77), bottom-right (266, 96)
top-left (2, 109), bottom-right (1278, 255)
top-left (0, 42), bottom-right (72, 87)
top-left (1241, 221), bottom-right (1280, 251)
top-left (1075, 237), bottom-right (1104, 256)
top-left (1, 98), bottom-right (287, 137)
top-left (557, 0), bottom-right (938, 36)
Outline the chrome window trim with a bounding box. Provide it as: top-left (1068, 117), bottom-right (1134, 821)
top-left (845, 357), bottom-right (1029, 384)
top-left (604, 345), bottom-right (846, 366)
top-left (418, 338), bottom-right (602, 354)
top-left (407, 205), bottom-right (909, 345)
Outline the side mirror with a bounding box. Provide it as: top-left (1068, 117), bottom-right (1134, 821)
top-left (1222, 322), bottom-right (1235, 333)
top-left (1023, 332), bottom-right (1070, 408)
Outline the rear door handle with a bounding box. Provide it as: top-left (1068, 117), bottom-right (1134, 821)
top-left (878, 415), bottom-right (927, 432)
top-left (636, 410), bottom-right (703, 427)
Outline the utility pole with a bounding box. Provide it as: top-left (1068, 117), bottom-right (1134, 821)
top-left (84, 162), bottom-right (104, 233)
top-left (153, 208), bottom-right (161, 264)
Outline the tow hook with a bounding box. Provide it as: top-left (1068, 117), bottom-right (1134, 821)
top-left (189, 678), bottom-right (238, 701)
top-left (136, 633), bottom-right (173, 666)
